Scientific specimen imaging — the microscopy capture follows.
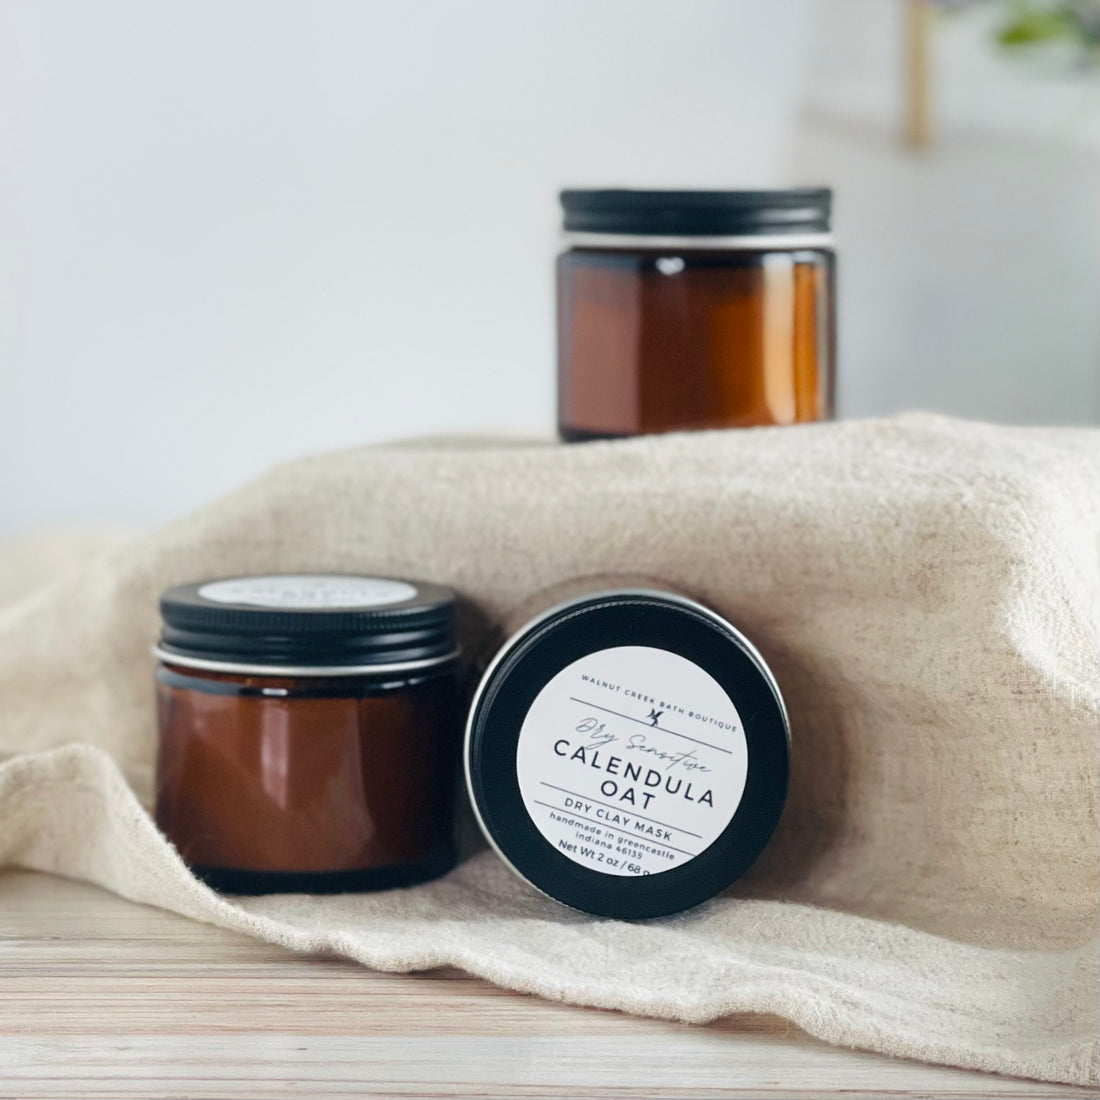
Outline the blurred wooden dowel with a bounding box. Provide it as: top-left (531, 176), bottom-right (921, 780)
top-left (904, 0), bottom-right (934, 148)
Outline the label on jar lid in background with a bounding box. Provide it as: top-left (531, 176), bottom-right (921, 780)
top-left (515, 644), bottom-right (748, 877)
top-left (197, 575), bottom-right (418, 610)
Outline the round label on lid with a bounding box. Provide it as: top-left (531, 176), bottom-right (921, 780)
top-left (515, 644), bottom-right (748, 877)
top-left (197, 575), bottom-right (418, 610)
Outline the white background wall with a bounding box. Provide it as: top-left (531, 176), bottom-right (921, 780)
top-left (797, 1), bottom-right (1100, 425)
top-left (2, 0), bottom-right (1097, 537)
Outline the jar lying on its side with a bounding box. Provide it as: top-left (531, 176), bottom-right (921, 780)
top-left (465, 586), bottom-right (790, 920)
top-left (154, 574), bottom-right (462, 895)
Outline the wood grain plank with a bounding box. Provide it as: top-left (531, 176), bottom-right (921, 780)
top-left (0, 871), bottom-right (1092, 1099)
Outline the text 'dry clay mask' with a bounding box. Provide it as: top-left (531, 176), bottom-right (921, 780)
top-left (465, 589), bottom-right (789, 919)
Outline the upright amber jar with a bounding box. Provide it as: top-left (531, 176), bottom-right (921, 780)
top-left (557, 189), bottom-right (835, 440)
top-left (154, 574), bottom-right (462, 895)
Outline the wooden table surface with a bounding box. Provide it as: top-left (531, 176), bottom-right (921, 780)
top-left (0, 870), bottom-right (1092, 1100)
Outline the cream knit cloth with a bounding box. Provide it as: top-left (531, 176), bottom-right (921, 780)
top-left (0, 415), bottom-right (1096, 1086)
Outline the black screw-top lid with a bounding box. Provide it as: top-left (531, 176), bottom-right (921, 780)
top-left (157, 574), bottom-right (457, 673)
top-left (560, 188), bottom-right (831, 237)
top-left (465, 589), bottom-right (789, 920)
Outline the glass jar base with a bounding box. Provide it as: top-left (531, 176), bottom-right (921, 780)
top-left (189, 846), bottom-right (457, 896)
top-left (558, 424), bottom-right (632, 443)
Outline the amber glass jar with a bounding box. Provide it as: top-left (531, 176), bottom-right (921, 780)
top-left (154, 574), bottom-right (461, 895)
top-left (557, 189), bottom-right (835, 440)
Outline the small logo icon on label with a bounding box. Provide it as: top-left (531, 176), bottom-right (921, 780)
top-left (647, 708), bottom-right (664, 727)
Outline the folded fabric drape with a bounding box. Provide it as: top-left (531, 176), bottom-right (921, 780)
top-left (1, 415), bottom-right (1096, 1086)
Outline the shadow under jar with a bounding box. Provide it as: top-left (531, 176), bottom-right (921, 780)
top-left (154, 574), bottom-right (462, 895)
top-left (557, 189), bottom-right (835, 440)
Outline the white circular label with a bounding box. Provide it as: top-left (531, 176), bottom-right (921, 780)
top-left (197, 575), bottom-right (417, 610)
top-left (515, 645), bottom-right (748, 877)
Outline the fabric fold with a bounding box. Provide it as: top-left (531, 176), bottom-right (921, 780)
top-left (0, 415), bottom-right (1096, 1085)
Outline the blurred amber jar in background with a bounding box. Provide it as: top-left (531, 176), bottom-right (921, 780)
top-left (557, 189), bottom-right (835, 440)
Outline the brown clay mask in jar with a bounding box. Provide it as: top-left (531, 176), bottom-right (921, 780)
top-left (154, 574), bottom-right (462, 895)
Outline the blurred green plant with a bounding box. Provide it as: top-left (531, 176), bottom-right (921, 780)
top-left (994, 1), bottom-right (1100, 66)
